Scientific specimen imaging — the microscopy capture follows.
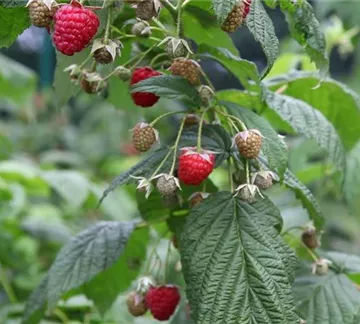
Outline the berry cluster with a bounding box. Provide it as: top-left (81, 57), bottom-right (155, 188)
top-left (127, 284), bottom-right (181, 321)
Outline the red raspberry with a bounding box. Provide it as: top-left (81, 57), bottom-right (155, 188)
top-left (130, 67), bottom-right (161, 107)
top-left (53, 0), bottom-right (99, 56)
top-left (178, 147), bottom-right (215, 186)
top-left (145, 285), bottom-right (180, 321)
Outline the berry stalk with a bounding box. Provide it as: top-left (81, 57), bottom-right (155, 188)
top-left (196, 110), bottom-right (207, 152)
top-left (169, 116), bottom-right (187, 175)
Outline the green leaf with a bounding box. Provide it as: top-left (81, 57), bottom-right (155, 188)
top-left (246, 0), bottom-right (279, 78)
top-left (283, 169), bottom-right (324, 230)
top-left (0, 54), bottom-right (37, 105)
top-left (183, 3), bottom-right (238, 54)
top-left (100, 125), bottom-right (231, 204)
top-left (137, 190), bottom-right (170, 222)
top-left (281, 1), bottom-right (329, 76)
top-left (53, 49), bottom-right (90, 108)
top-left (198, 45), bottom-right (260, 91)
top-left (180, 192), bottom-right (298, 324)
top-left (264, 90), bottom-right (346, 172)
top-left (41, 170), bottom-right (90, 208)
top-left (131, 75), bottom-right (202, 107)
top-left (83, 226), bottom-right (149, 314)
top-left (0, 6), bottom-right (30, 48)
top-left (344, 141), bottom-right (360, 214)
top-left (221, 100), bottom-right (288, 178)
top-left (293, 267), bottom-right (360, 324)
top-left (324, 251), bottom-right (360, 274)
top-left (22, 276), bottom-right (48, 324)
top-left (264, 71), bottom-right (360, 150)
top-left (212, 0), bottom-right (237, 24)
top-left (46, 220), bottom-right (139, 309)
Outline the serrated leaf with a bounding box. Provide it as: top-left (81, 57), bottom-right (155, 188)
top-left (344, 141), bottom-right (360, 215)
top-left (100, 125), bottom-right (231, 204)
top-left (0, 6), bottom-right (30, 48)
top-left (131, 75), bottom-right (202, 107)
top-left (184, 3), bottom-right (238, 54)
top-left (283, 168), bottom-right (324, 230)
top-left (323, 251), bottom-right (360, 274)
top-left (281, 0), bottom-right (329, 76)
top-left (83, 226), bottom-right (149, 314)
top-left (46, 220), bottom-right (139, 309)
top-left (221, 100), bottom-right (287, 179)
top-left (198, 44), bottom-right (260, 91)
top-left (293, 267), bottom-right (360, 324)
top-left (265, 71), bottom-right (360, 150)
top-left (264, 90), bottom-right (346, 172)
top-left (180, 192), bottom-right (298, 324)
top-left (53, 49), bottom-right (90, 108)
top-left (246, 0), bottom-right (279, 78)
top-left (22, 276), bottom-right (48, 324)
top-left (1, 0), bottom-right (26, 7)
top-left (212, 0), bottom-right (237, 24)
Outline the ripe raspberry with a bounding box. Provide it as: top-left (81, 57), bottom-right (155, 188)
top-left (126, 291), bottom-right (148, 317)
top-left (130, 67), bottom-right (162, 107)
top-left (178, 147), bottom-right (215, 186)
top-left (301, 227), bottom-right (319, 249)
top-left (132, 122), bottom-right (158, 152)
top-left (27, 0), bottom-right (57, 28)
top-left (235, 129), bottom-right (263, 159)
top-left (170, 58), bottom-right (200, 85)
top-left (53, 0), bottom-right (99, 56)
top-left (221, 0), bottom-right (252, 33)
top-left (188, 192), bottom-right (209, 208)
top-left (145, 285), bottom-right (180, 321)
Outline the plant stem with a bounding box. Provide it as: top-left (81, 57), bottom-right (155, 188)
top-left (128, 42), bottom-right (160, 69)
top-left (150, 52), bottom-right (169, 68)
top-left (0, 265), bottom-right (17, 304)
top-left (245, 159), bottom-right (250, 184)
top-left (176, 0), bottom-right (184, 37)
top-left (169, 116), bottom-right (187, 175)
top-left (197, 110), bottom-right (207, 152)
top-left (163, 238), bottom-right (172, 283)
top-left (54, 309), bottom-right (69, 324)
top-left (200, 67), bottom-right (215, 91)
top-left (182, 0), bottom-right (192, 8)
top-left (150, 148), bottom-right (174, 178)
top-left (150, 110), bottom-right (185, 127)
top-left (79, 53), bottom-right (93, 69)
top-left (228, 159), bottom-right (234, 192)
top-left (159, 0), bottom-right (177, 19)
top-left (104, 7), bottom-right (112, 44)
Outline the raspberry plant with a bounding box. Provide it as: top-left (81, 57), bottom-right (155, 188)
top-left (1, 0), bottom-right (360, 323)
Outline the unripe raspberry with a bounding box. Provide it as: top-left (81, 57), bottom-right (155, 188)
top-left (53, 0), bottom-right (99, 56)
top-left (155, 174), bottom-right (180, 196)
top-left (234, 129), bottom-right (263, 159)
top-left (184, 114), bottom-right (200, 128)
top-left (198, 85), bottom-right (214, 106)
top-left (130, 67), bottom-right (162, 107)
top-left (132, 21), bottom-right (152, 37)
top-left (80, 72), bottom-right (106, 94)
top-left (252, 171), bottom-right (277, 190)
top-left (126, 291), bottom-right (148, 317)
top-left (236, 184), bottom-right (263, 203)
top-left (170, 58), bottom-right (201, 85)
top-left (92, 39), bottom-right (121, 65)
top-left (302, 227), bottom-right (320, 249)
top-left (312, 259), bottom-right (331, 276)
top-left (188, 192), bottom-right (209, 208)
top-left (136, 0), bottom-right (160, 20)
top-left (166, 38), bottom-right (191, 59)
top-left (221, 0), bottom-right (252, 33)
top-left (114, 66), bottom-right (132, 81)
top-left (132, 122), bottom-right (158, 152)
top-left (27, 0), bottom-right (57, 28)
